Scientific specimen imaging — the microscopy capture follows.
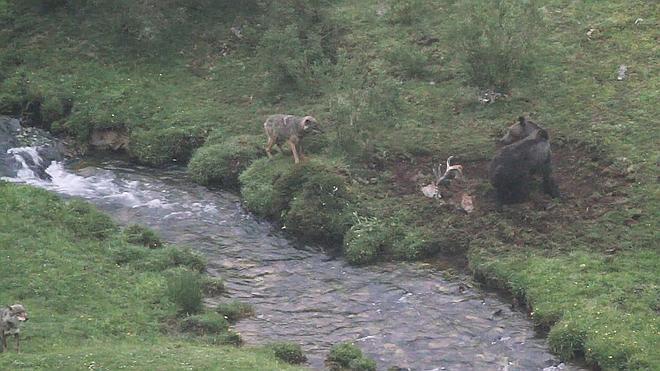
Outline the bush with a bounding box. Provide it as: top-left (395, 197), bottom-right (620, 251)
top-left (215, 301), bottom-right (254, 323)
top-left (180, 312), bottom-right (229, 335)
top-left (239, 157), bottom-right (293, 218)
top-left (450, 0), bottom-right (544, 91)
top-left (343, 216), bottom-right (392, 265)
top-left (267, 342), bottom-right (307, 365)
top-left (123, 224), bottom-right (163, 248)
top-left (167, 269), bottom-right (203, 315)
top-left (326, 342), bottom-right (376, 371)
top-left (188, 135), bottom-right (263, 189)
top-left (128, 126), bottom-right (205, 167)
top-left (201, 276), bottom-right (225, 296)
top-left (62, 199), bottom-right (117, 240)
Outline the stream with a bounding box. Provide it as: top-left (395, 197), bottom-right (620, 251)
top-left (2, 136), bottom-right (574, 370)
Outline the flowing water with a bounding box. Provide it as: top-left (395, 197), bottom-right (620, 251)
top-left (3, 150), bottom-right (574, 370)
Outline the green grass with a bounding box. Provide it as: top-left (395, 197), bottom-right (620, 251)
top-left (0, 182), bottom-right (302, 370)
top-left (0, 0), bottom-right (658, 369)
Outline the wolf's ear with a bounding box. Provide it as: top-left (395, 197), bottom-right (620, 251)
top-left (518, 116), bottom-right (526, 126)
top-left (301, 116), bottom-right (315, 128)
top-left (537, 128), bottom-right (549, 140)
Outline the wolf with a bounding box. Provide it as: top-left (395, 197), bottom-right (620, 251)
top-left (1, 304), bottom-right (29, 353)
top-left (264, 114), bottom-right (321, 164)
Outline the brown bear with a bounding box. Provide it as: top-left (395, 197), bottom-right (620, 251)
top-left (490, 128), bottom-right (560, 204)
top-left (499, 116), bottom-right (542, 145)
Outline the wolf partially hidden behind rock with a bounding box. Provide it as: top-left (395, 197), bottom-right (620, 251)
top-left (490, 117), bottom-right (560, 204)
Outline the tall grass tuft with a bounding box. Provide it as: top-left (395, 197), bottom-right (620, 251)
top-left (167, 269), bottom-right (203, 315)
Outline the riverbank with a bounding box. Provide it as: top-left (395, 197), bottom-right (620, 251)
top-left (1, 1), bottom-right (657, 369)
top-left (0, 182), bottom-right (303, 370)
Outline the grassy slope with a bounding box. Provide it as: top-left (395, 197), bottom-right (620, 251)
top-left (0, 0), bottom-right (658, 369)
top-left (0, 183), bottom-right (301, 370)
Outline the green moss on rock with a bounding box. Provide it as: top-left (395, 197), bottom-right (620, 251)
top-left (239, 156), bottom-right (293, 218)
top-left (278, 159), bottom-right (353, 244)
top-left (129, 126), bottom-right (205, 167)
top-left (188, 135), bottom-right (264, 189)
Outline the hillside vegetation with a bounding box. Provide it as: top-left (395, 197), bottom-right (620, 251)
top-left (0, 0), bottom-right (658, 369)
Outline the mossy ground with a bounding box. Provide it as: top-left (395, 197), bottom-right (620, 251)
top-left (0, 0), bottom-right (658, 369)
top-left (0, 183), bottom-right (302, 370)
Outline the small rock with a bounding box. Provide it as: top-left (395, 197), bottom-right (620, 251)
top-left (460, 194), bottom-right (474, 213)
top-left (617, 64), bottom-right (627, 80)
top-left (586, 28), bottom-right (596, 38)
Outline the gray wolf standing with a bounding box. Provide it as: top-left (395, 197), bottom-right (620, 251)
top-left (264, 114), bottom-right (321, 164)
top-left (1, 304), bottom-right (29, 353)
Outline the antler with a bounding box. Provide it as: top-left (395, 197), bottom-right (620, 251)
top-left (435, 156), bottom-right (463, 186)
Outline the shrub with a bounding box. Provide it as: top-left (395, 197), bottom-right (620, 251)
top-left (188, 135), bottom-right (263, 189)
top-left (239, 157), bottom-right (293, 218)
top-left (128, 126), bottom-right (205, 167)
top-left (167, 269), bottom-right (203, 315)
top-left (326, 342), bottom-right (376, 371)
top-left (123, 224), bottom-right (163, 248)
top-left (215, 301), bottom-right (254, 323)
top-left (201, 276), bottom-right (225, 296)
top-left (267, 342), bottom-right (307, 365)
top-left (343, 216), bottom-right (392, 265)
top-left (62, 199), bottom-right (117, 240)
top-left (450, 0), bottom-right (544, 91)
top-left (180, 312), bottom-right (229, 335)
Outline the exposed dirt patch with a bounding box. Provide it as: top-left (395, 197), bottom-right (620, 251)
top-left (385, 144), bottom-right (633, 233)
